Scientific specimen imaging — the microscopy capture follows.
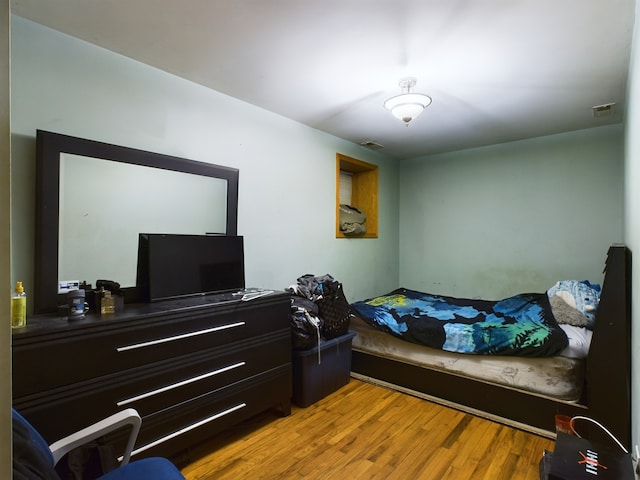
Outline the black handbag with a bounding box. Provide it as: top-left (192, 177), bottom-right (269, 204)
top-left (317, 282), bottom-right (351, 339)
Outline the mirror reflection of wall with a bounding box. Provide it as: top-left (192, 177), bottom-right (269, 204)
top-left (58, 153), bottom-right (228, 288)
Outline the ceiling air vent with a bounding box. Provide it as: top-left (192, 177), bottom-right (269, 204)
top-left (360, 140), bottom-right (384, 150)
top-left (592, 103), bottom-right (616, 117)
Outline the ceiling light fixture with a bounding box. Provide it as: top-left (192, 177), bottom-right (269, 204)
top-left (384, 77), bottom-right (432, 126)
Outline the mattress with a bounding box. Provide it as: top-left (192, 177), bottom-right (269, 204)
top-left (350, 315), bottom-right (586, 401)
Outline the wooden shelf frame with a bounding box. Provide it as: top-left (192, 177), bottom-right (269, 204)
top-left (336, 153), bottom-right (378, 238)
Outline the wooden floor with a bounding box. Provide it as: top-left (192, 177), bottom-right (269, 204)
top-left (179, 379), bottom-right (553, 480)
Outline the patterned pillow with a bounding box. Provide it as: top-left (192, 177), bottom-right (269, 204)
top-left (547, 280), bottom-right (601, 328)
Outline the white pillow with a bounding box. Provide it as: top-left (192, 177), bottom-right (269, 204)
top-left (558, 324), bottom-right (592, 359)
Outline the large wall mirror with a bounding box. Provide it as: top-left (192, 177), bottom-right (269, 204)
top-left (34, 130), bottom-right (239, 313)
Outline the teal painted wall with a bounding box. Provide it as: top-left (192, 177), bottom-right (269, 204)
top-left (399, 125), bottom-right (624, 299)
top-left (10, 16), bottom-right (400, 305)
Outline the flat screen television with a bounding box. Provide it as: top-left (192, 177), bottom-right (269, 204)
top-left (136, 233), bottom-right (245, 302)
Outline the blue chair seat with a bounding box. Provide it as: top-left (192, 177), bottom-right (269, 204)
top-left (98, 457), bottom-right (185, 480)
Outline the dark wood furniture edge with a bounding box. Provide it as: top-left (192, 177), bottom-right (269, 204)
top-left (351, 351), bottom-right (589, 435)
top-left (582, 244), bottom-right (631, 448)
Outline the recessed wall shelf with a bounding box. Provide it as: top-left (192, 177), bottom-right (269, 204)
top-left (336, 153), bottom-right (378, 238)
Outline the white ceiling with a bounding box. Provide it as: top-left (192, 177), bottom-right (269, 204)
top-left (11, 0), bottom-right (636, 159)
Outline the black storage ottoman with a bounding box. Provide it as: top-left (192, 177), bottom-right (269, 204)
top-left (292, 331), bottom-right (356, 407)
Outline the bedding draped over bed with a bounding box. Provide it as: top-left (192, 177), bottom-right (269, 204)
top-left (350, 288), bottom-right (569, 357)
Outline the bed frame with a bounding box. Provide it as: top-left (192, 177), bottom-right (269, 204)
top-left (351, 245), bottom-right (631, 448)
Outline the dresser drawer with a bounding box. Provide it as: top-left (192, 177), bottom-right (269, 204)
top-left (13, 332), bottom-right (291, 443)
top-left (13, 299), bottom-right (291, 397)
top-left (115, 331), bottom-right (291, 417)
top-left (95, 366), bottom-right (292, 460)
top-left (133, 365), bottom-right (292, 459)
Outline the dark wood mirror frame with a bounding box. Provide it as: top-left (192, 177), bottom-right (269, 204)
top-left (34, 130), bottom-right (239, 314)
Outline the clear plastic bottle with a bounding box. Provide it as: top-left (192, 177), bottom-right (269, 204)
top-left (100, 289), bottom-right (115, 314)
top-left (11, 281), bottom-right (27, 328)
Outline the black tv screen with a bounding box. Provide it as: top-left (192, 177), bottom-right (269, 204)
top-left (136, 234), bottom-right (245, 302)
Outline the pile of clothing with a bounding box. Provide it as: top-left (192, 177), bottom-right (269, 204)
top-left (287, 274), bottom-right (351, 350)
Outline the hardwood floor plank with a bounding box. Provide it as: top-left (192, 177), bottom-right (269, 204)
top-left (179, 379), bottom-right (553, 479)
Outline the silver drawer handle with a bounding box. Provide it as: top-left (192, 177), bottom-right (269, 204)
top-left (116, 321), bottom-right (245, 352)
top-left (116, 362), bottom-right (246, 406)
top-left (128, 403), bottom-right (247, 458)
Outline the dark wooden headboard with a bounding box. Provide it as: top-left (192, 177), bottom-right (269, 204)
top-left (582, 244), bottom-right (631, 449)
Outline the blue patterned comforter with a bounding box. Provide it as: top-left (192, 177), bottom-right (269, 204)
top-left (351, 288), bottom-right (568, 357)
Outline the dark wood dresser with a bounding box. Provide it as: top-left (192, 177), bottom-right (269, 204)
top-left (12, 290), bottom-right (292, 459)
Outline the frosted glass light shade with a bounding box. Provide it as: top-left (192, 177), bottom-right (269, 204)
top-left (384, 93), bottom-right (432, 125)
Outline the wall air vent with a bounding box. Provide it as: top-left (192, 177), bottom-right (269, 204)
top-left (359, 140), bottom-right (384, 150)
top-left (592, 103), bottom-right (616, 117)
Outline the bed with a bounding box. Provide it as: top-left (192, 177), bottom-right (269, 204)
top-left (349, 245), bottom-right (631, 448)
